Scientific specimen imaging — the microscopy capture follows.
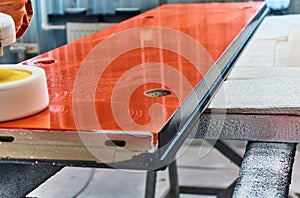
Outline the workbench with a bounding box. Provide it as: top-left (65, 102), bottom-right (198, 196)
top-left (0, 1), bottom-right (299, 197)
top-left (198, 13), bottom-right (300, 196)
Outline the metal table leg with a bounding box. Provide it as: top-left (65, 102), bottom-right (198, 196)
top-left (0, 163), bottom-right (63, 197)
top-left (233, 141), bottom-right (296, 197)
top-left (168, 160), bottom-right (180, 198)
top-left (145, 170), bottom-right (157, 198)
top-left (162, 140), bottom-right (244, 198)
top-left (207, 140), bottom-right (243, 167)
top-left (166, 160), bottom-right (234, 197)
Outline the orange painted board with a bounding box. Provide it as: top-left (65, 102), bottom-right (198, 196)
top-left (0, 3), bottom-right (264, 137)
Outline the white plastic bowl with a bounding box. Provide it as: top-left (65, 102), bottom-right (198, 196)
top-left (0, 65), bottom-right (49, 122)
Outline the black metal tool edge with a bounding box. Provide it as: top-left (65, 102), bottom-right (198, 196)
top-left (156, 5), bottom-right (270, 167)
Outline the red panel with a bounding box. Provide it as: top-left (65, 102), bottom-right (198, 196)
top-left (0, 2), bottom-right (264, 135)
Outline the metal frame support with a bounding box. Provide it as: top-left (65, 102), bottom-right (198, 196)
top-left (233, 142), bottom-right (296, 197)
top-left (168, 160), bottom-right (180, 198)
top-left (145, 170), bottom-right (157, 198)
top-left (207, 140), bottom-right (243, 167)
top-left (165, 159), bottom-right (235, 198)
top-left (161, 140), bottom-right (244, 198)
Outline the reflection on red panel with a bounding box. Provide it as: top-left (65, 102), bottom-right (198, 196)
top-left (0, 3), bottom-right (264, 134)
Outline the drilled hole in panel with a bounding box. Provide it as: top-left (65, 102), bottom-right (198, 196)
top-left (145, 89), bottom-right (172, 97)
top-left (34, 59), bottom-right (57, 65)
top-left (0, 136), bottom-right (14, 142)
top-left (105, 140), bottom-right (126, 147)
top-left (144, 15), bottom-right (154, 19)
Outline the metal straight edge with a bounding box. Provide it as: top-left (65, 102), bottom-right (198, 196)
top-left (157, 5), bottom-right (270, 167)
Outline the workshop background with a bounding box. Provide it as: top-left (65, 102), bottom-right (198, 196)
top-left (0, 0), bottom-right (262, 64)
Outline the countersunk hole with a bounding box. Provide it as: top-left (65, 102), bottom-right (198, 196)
top-left (105, 140), bottom-right (126, 147)
top-left (145, 89), bottom-right (172, 97)
top-left (34, 59), bottom-right (57, 65)
top-left (240, 6), bottom-right (252, 9)
top-left (144, 15), bottom-right (154, 19)
top-left (0, 136), bottom-right (14, 142)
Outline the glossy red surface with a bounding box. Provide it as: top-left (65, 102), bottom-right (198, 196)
top-left (0, 3), bottom-right (264, 134)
